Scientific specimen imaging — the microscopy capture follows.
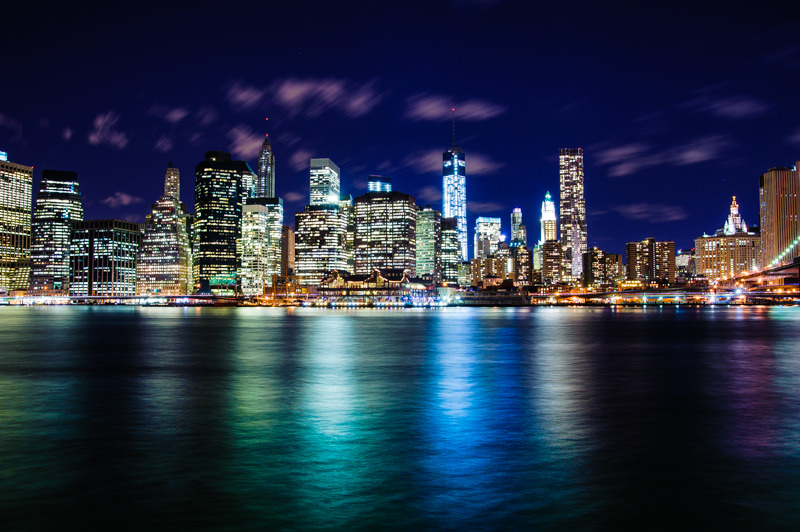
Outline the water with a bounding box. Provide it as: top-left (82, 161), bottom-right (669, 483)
top-left (1, 305), bottom-right (799, 531)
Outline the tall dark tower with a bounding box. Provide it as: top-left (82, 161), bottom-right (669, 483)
top-left (256, 126), bottom-right (276, 198)
top-left (30, 170), bottom-right (83, 294)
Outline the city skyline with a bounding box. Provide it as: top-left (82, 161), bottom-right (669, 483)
top-left (2, 1), bottom-right (799, 255)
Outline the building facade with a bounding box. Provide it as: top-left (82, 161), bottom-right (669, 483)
top-left (416, 205), bottom-right (442, 282)
top-left (256, 132), bottom-right (276, 198)
top-left (582, 247), bottom-right (623, 288)
top-left (695, 197), bottom-right (760, 281)
top-left (0, 152), bottom-right (33, 292)
top-left (441, 217), bottom-right (461, 284)
top-left (443, 143), bottom-right (467, 260)
top-left (193, 151), bottom-right (255, 293)
top-left (136, 164), bottom-right (193, 295)
top-left (309, 158), bottom-right (340, 206)
top-left (474, 217), bottom-right (502, 259)
top-left (353, 191), bottom-right (417, 275)
top-left (510, 208), bottom-right (527, 248)
top-left (559, 148), bottom-right (587, 281)
top-left (759, 163), bottom-right (800, 267)
top-left (626, 238), bottom-right (676, 285)
top-left (69, 219), bottom-right (142, 296)
top-left (240, 198), bottom-right (283, 295)
top-left (540, 191), bottom-right (557, 244)
top-left (295, 205), bottom-right (349, 286)
top-left (30, 170), bottom-right (84, 294)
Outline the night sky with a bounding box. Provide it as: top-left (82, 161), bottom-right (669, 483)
top-left (3, 1), bottom-right (799, 256)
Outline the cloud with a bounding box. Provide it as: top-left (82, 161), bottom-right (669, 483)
top-left (195, 106), bottom-right (218, 126)
top-left (0, 113), bottom-right (23, 138)
top-left (154, 136), bottom-right (173, 152)
top-left (614, 203), bottom-right (688, 223)
top-left (685, 94), bottom-right (769, 120)
top-left (595, 135), bottom-right (733, 177)
top-left (284, 191), bottom-right (305, 203)
top-left (272, 78), bottom-right (384, 118)
top-left (416, 185), bottom-right (442, 203)
top-left (227, 125), bottom-right (264, 159)
top-left (88, 111), bottom-right (129, 149)
top-left (62, 127), bottom-right (73, 141)
top-left (786, 128), bottom-right (800, 146)
top-left (289, 149), bottom-right (313, 172)
top-left (149, 105), bottom-right (190, 123)
top-left (225, 81), bottom-right (267, 111)
top-left (120, 213), bottom-right (145, 223)
top-left (405, 93), bottom-right (506, 121)
top-left (403, 149), bottom-right (504, 175)
top-left (101, 192), bottom-right (143, 208)
top-left (468, 201), bottom-right (504, 214)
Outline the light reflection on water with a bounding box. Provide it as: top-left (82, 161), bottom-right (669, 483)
top-left (1, 306), bottom-right (800, 530)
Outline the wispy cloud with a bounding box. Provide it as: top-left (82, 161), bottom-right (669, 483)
top-left (88, 111), bottom-right (129, 149)
top-left (224, 78), bottom-right (385, 118)
top-left (468, 201), bottom-right (504, 214)
top-left (405, 93), bottom-right (506, 121)
top-left (289, 149), bottom-right (314, 172)
top-left (284, 191), bottom-right (305, 203)
top-left (195, 106), bottom-right (218, 126)
top-left (149, 105), bottom-right (190, 123)
top-left (403, 149), bottom-right (504, 175)
top-left (62, 127), bottom-right (73, 141)
top-left (614, 203), bottom-right (688, 223)
top-left (227, 125), bottom-right (264, 159)
top-left (786, 127), bottom-right (800, 146)
top-left (685, 94), bottom-right (769, 120)
top-left (416, 185), bottom-right (442, 204)
top-left (154, 136), bottom-right (173, 152)
top-left (101, 192), bottom-right (143, 208)
top-left (595, 135), bottom-right (733, 177)
top-left (0, 113), bottom-right (23, 139)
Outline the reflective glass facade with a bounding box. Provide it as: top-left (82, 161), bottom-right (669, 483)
top-left (295, 205), bottom-right (349, 286)
top-left (442, 146), bottom-right (467, 260)
top-left (309, 158), bottom-right (340, 206)
top-left (354, 191), bottom-right (417, 275)
top-left (69, 220), bottom-right (142, 296)
top-left (474, 217), bottom-right (502, 259)
top-left (31, 170), bottom-right (83, 294)
top-left (240, 198), bottom-right (283, 295)
top-left (0, 156), bottom-right (33, 291)
top-left (256, 134), bottom-right (276, 198)
top-left (416, 206), bottom-right (441, 282)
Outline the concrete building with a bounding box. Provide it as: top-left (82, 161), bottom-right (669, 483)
top-left (626, 238), bottom-right (676, 286)
top-left (695, 197), bottom-right (760, 281)
top-left (559, 148), bottom-right (587, 281)
top-left (759, 162), bottom-right (800, 267)
top-left (0, 151), bottom-right (33, 292)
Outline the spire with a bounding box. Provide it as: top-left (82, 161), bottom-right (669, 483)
top-left (451, 108), bottom-right (456, 148)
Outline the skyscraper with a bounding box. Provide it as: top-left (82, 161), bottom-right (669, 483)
top-left (759, 163), bottom-right (800, 267)
top-left (240, 197), bottom-right (283, 295)
top-left (626, 238), bottom-right (676, 285)
top-left (510, 208), bottom-right (527, 248)
top-left (442, 118), bottom-right (467, 260)
top-left (309, 158), bottom-right (340, 206)
top-left (193, 151), bottom-right (256, 293)
top-left (559, 148), bottom-right (587, 281)
top-left (31, 170), bottom-right (83, 294)
top-left (0, 152), bottom-right (33, 292)
top-left (416, 205), bottom-right (442, 282)
top-left (695, 197), bottom-right (760, 281)
top-left (256, 132), bottom-right (276, 198)
top-left (354, 190), bottom-right (417, 275)
top-left (70, 220), bottom-right (142, 296)
top-left (136, 163), bottom-right (193, 295)
top-left (440, 217), bottom-right (460, 285)
top-left (295, 205), bottom-right (349, 286)
top-left (367, 175), bottom-right (392, 193)
top-left (540, 191), bottom-right (557, 244)
top-left (474, 217), bottom-right (502, 258)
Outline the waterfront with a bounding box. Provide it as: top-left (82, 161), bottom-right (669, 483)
top-left (1, 306), bottom-right (800, 531)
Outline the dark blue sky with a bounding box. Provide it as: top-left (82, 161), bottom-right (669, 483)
top-left (3, 0), bottom-right (799, 255)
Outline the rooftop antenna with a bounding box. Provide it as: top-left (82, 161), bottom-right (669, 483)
top-left (451, 108), bottom-right (456, 148)
top-left (265, 117), bottom-right (269, 137)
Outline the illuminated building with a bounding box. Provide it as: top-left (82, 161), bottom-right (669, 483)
top-left (474, 216), bottom-right (502, 258)
top-left (442, 120), bottom-right (467, 260)
top-left (626, 238), bottom-right (676, 285)
top-left (69, 220), bottom-right (141, 296)
top-left (193, 151), bottom-right (255, 294)
top-left (510, 208), bottom-right (527, 248)
top-left (310, 158), bottom-right (340, 206)
top-left (339, 194), bottom-right (355, 272)
top-left (136, 164), bottom-right (193, 295)
top-left (416, 205), bottom-right (442, 282)
top-left (675, 249), bottom-right (695, 285)
top-left (31, 170), bottom-right (83, 294)
top-left (0, 152), bottom-right (33, 292)
top-left (354, 190), bottom-right (417, 275)
top-left (294, 205), bottom-right (349, 286)
top-left (256, 132), bottom-right (276, 198)
top-left (240, 198), bottom-right (283, 295)
top-left (541, 240), bottom-right (563, 285)
top-left (281, 225), bottom-right (295, 276)
top-left (511, 246), bottom-right (532, 285)
top-left (540, 191), bottom-right (557, 244)
top-left (582, 247), bottom-right (623, 288)
top-left (559, 149), bottom-right (587, 281)
top-left (695, 197), bottom-right (760, 281)
top-left (759, 162), bottom-right (800, 267)
top-left (367, 175), bottom-right (392, 193)
top-left (470, 256), bottom-right (507, 287)
top-left (441, 217), bottom-right (460, 284)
